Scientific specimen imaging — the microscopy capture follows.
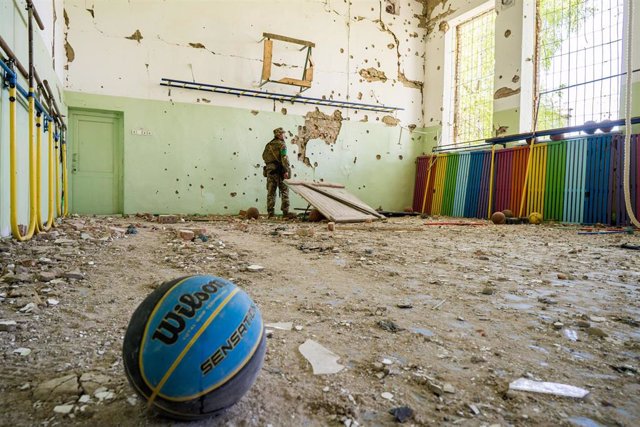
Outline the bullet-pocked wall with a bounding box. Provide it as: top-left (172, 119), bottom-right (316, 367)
top-left (0, 0), bottom-right (66, 237)
top-left (63, 0), bottom-right (436, 215)
top-left (423, 0), bottom-right (640, 144)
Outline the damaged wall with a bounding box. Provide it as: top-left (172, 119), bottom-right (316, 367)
top-left (65, 91), bottom-right (425, 215)
top-left (0, 0), bottom-right (66, 237)
top-left (63, 0), bottom-right (431, 214)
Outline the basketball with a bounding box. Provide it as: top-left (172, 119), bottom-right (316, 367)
top-left (246, 207), bottom-right (260, 220)
top-left (491, 211), bottom-right (506, 224)
top-left (122, 275), bottom-right (266, 420)
top-left (308, 208), bottom-right (324, 222)
top-left (529, 212), bottom-right (543, 224)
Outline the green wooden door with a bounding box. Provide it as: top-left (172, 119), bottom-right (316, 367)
top-left (69, 110), bottom-right (123, 214)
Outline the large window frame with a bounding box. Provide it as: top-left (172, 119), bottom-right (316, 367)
top-left (442, 1), bottom-right (496, 146)
top-left (525, 0), bottom-right (626, 131)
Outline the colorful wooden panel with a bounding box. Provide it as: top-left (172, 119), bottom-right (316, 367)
top-left (441, 153), bottom-right (459, 216)
top-left (510, 146), bottom-right (529, 216)
top-left (544, 141), bottom-right (567, 221)
top-left (431, 155), bottom-right (448, 215)
top-left (526, 144), bottom-right (548, 216)
top-left (563, 139), bottom-right (588, 223)
top-left (476, 151), bottom-right (492, 218)
top-left (464, 151), bottom-right (485, 218)
top-left (453, 153), bottom-right (471, 217)
top-left (493, 149), bottom-right (511, 213)
top-left (412, 156), bottom-right (430, 213)
top-left (412, 133), bottom-right (637, 225)
top-left (583, 136), bottom-right (612, 224)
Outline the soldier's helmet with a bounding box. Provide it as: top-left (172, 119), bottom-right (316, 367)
top-left (273, 127), bottom-right (285, 136)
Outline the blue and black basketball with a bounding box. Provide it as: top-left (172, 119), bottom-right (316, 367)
top-left (122, 275), bottom-right (266, 420)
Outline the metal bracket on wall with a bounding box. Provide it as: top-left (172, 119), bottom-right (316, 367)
top-left (160, 78), bottom-right (404, 114)
top-left (259, 32), bottom-right (315, 93)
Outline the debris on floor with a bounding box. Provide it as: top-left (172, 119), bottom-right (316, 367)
top-left (298, 339), bottom-right (345, 375)
top-left (1, 215), bottom-right (638, 425)
top-left (508, 378), bottom-right (589, 398)
top-left (265, 322), bottom-right (293, 331)
top-left (388, 406), bottom-right (414, 423)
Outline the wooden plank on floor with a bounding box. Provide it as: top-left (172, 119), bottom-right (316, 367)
top-left (286, 182), bottom-right (379, 223)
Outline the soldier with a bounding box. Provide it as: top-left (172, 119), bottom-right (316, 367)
top-left (262, 127), bottom-right (291, 218)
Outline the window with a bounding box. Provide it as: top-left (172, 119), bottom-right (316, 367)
top-left (451, 8), bottom-right (496, 145)
top-left (535, 0), bottom-right (625, 130)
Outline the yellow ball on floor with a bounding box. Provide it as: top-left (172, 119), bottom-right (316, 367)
top-left (529, 212), bottom-right (543, 225)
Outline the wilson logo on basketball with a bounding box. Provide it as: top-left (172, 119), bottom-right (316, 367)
top-left (152, 280), bottom-right (227, 345)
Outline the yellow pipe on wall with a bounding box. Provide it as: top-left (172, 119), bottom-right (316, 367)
top-left (10, 88), bottom-right (37, 241)
top-left (41, 121), bottom-right (55, 230)
top-left (62, 134), bottom-right (69, 216)
top-left (35, 113), bottom-right (43, 232)
top-left (54, 125), bottom-right (61, 217)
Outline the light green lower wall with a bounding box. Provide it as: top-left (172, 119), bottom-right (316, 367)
top-left (64, 91), bottom-right (428, 215)
top-left (493, 108), bottom-right (520, 137)
top-left (420, 125), bottom-right (441, 153)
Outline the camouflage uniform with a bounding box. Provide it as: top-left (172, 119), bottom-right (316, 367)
top-left (262, 128), bottom-right (291, 216)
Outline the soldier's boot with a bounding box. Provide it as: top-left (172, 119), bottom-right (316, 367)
top-left (267, 210), bottom-right (275, 219)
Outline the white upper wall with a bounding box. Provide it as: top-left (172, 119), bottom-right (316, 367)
top-left (64, 0), bottom-right (429, 126)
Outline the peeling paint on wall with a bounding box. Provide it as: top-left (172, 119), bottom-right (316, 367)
top-left (494, 86), bottom-right (521, 99)
top-left (65, 41), bottom-right (75, 62)
top-left (385, 0), bottom-right (400, 15)
top-left (382, 115), bottom-right (400, 126)
top-left (126, 29), bottom-right (143, 43)
top-left (359, 67), bottom-right (388, 82)
top-left (414, 0), bottom-right (455, 34)
top-left (291, 109), bottom-right (343, 168)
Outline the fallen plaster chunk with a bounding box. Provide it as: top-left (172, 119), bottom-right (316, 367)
top-left (298, 339), bottom-right (345, 375)
top-left (53, 404), bottom-right (74, 415)
top-left (13, 347), bottom-right (31, 356)
top-left (265, 322), bottom-right (293, 331)
top-left (509, 378), bottom-right (589, 398)
top-left (0, 320), bottom-right (17, 332)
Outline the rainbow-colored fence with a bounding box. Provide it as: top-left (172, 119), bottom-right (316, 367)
top-left (413, 134), bottom-right (640, 225)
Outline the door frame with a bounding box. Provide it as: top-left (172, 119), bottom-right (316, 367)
top-left (68, 108), bottom-right (124, 214)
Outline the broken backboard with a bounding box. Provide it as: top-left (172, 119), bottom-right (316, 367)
top-left (260, 32), bottom-right (314, 92)
top-left (285, 180), bottom-right (384, 223)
